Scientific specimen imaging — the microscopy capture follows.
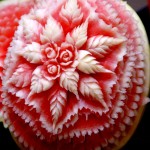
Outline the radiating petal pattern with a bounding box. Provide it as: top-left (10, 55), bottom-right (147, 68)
top-left (0, 0), bottom-right (149, 150)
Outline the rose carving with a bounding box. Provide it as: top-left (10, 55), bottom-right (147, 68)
top-left (42, 42), bottom-right (59, 60)
top-left (0, 0), bottom-right (149, 150)
top-left (45, 60), bottom-right (60, 79)
top-left (58, 43), bottom-right (77, 69)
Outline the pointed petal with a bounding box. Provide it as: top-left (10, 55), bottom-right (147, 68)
top-left (9, 64), bottom-right (32, 88)
top-left (49, 88), bottom-right (67, 129)
top-left (79, 77), bottom-right (108, 109)
top-left (30, 66), bottom-right (55, 95)
top-left (77, 50), bottom-right (112, 74)
top-left (19, 42), bottom-right (42, 64)
top-left (41, 16), bottom-right (64, 44)
top-left (86, 35), bottom-right (125, 58)
top-left (59, 0), bottom-right (83, 26)
top-left (60, 70), bottom-right (79, 97)
top-left (66, 20), bottom-right (88, 49)
top-left (21, 16), bottom-right (43, 42)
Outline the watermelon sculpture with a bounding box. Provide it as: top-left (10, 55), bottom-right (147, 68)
top-left (0, 0), bottom-right (149, 150)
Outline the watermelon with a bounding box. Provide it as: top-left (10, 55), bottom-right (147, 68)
top-left (0, 0), bottom-right (34, 117)
top-left (0, 0), bottom-right (149, 150)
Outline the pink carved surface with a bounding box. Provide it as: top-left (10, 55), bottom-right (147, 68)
top-left (0, 0), bottom-right (149, 150)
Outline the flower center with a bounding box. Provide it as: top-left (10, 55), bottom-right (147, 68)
top-left (57, 43), bottom-right (77, 68)
top-left (45, 47), bottom-right (57, 59)
top-left (47, 64), bottom-right (58, 75)
top-left (42, 42), bottom-right (58, 61)
top-left (60, 50), bottom-right (73, 62)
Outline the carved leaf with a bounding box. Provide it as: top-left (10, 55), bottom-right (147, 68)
top-left (20, 42), bottom-right (42, 64)
top-left (86, 35), bottom-right (125, 58)
top-left (60, 70), bottom-right (79, 97)
top-left (9, 64), bottom-right (32, 87)
top-left (50, 88), bottom-right (67, 128)
top-left (30, 66), bottom-right (55, 94)
top-left (41, 16), bottom-right (64, 43)
top-left (66, 21), bottom-right (88, 49)
top-left (59, 0), bottom-right (83, 25)
top-left (22, 16), bottom-right (43, 41)
top-left (77, 50), bottom-right (112, 74)
top-left (80, 77), bottom-right (108, 109)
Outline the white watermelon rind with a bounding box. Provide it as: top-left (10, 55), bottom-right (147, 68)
top-left (113, 3), bottom-right (150, 150)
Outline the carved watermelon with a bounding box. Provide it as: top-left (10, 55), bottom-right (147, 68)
top-left (0, 0), bottom-right (149, 150)
top-left (0, 0), bottom-right (34, 114)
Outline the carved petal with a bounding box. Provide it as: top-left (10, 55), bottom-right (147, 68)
top-left (9, 64), bottom-right (32, 87)
top-left (86, 35), bottom-right (125, 58)
top-left (40, 16), bottom-right (64, 44)
top-left (59, 0), bottom-right (83, 26)
top-left (49, 88), bottom-right (67, 129)
top-left (77, 50), bottom-right (112, 74)
top-left (66, 21), bottom-right (88, 49)
top-left (60, 70), bottom-right (79, 97)
top-left (30, 66), bottom-right (55, 95)
top-left (20, 42), bottom-right (42, 64)
top-left (21, 16), bottom-right (43, 41)
top-left (79, 77), bottom-right (108, 109)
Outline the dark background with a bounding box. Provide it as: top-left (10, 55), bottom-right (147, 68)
top-left (0, 3), bottom-right (150, 150)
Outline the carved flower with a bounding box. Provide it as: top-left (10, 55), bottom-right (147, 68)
top-left (45, 60), bottom-right (60, 79)
top-left (58, 43), bottom-right (78, 69)
top-left (41, 42), bottom-right (59, 61)
top-left (0, 0), bottom-right (149, 150)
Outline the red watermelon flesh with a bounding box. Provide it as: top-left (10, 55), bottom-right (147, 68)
top-left (0, 0), bottom-right (149, 150)
top-left (0, 0), bottom-right (34, 110)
